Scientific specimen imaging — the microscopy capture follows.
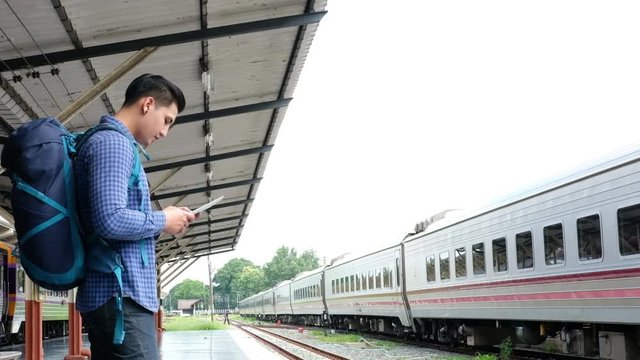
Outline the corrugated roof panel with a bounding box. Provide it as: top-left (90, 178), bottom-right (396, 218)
top-left (0, 0), bottom-right (328, 263)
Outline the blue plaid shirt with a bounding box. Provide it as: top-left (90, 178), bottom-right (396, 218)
top-left (74, 115), bottom-right (165, 313)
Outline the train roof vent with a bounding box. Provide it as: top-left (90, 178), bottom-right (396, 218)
top-left (413, 209), bottom-right (461, 234)
top-left (329, 253), bottom-right (350, 265)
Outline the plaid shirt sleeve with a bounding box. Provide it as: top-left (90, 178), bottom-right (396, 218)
top-left (85, 131), bottom-right (165, 241)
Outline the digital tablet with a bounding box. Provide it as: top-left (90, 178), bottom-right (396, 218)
top-left (191, 195), bottom-right (224, 215)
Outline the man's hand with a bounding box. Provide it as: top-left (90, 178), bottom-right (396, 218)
top-left (162, 206), bottom-right (197, 235)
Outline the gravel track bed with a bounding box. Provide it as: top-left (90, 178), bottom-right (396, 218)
top-left (265, 328), bottom-right (468, 360)
top-left (243, 326), bottom-right (331, 360)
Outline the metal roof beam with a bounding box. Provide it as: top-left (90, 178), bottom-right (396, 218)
top-left (160, 258), bottom-right (199, 288)
top-left (180, 214), bottom-right (247, 230)
top-left (174, 98), bottom-right (291, 125)
top-left (159, 257), bottom-right (198, 286)
top-left (150, 178), bottom-right (261, 201)
top-left (164, 241), bottom-right (236, 262)
top-left (1, 12), bottom-right (327, 70)
top-left (145, 146), bottom-right (272, 173)
top-left (159, 236), bottom-right (237, 259)
top-left (157, 225), bottom-right (241, 246)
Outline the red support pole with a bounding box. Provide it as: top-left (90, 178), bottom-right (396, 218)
top-left (155, 310), bottom-right (164, 348)
top-left (65, 289), bottom-right (89, 360)
top-left (24, 279), bottom-right (43, 360)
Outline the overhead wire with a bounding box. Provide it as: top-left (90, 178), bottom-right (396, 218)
top-left (3, 0), bottom-right (90, 126)
top-left (0, 24), bottom-right (62, 113)
top-left (0, 57), bottom-right (47, 115)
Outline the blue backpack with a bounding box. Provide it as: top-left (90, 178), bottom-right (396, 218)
top-left (0, 117), bottom-right (144, 344)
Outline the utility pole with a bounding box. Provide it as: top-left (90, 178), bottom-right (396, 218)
top-left (207, 256), bottom-right (215, 321)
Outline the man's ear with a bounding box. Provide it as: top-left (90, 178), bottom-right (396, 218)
top-left (142, 96), bottom-right (155, 114)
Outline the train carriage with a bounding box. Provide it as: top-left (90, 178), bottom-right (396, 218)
top-left (324, 247), bottom-right (412, 334)
top-left (290, 267), bottom-right (326, 325)
top-left (403, 148), bottom-right (640, 353)
top-left (273, 280), bottom-right (292, 322)
top-left (260, 288), bottom-right (276, 320)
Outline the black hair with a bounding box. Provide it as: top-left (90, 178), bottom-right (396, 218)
top-left (122, 73), bottom-right (186, 113)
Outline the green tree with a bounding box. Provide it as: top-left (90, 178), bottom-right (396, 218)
top-left (232, 266), bottom-right (267, 298)
top-left (263, 246), bottom-right (320, 287)
top-left (212, 258), bottom-right (255, 302)
top-left (165, 279), bottom-right (209, 311)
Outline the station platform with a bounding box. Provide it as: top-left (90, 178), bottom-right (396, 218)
top-left (160, 329), bottom-right (284, 359)
top-left (4, 330), bottom-right (283, 359)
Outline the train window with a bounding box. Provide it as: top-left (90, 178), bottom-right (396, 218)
top-left (389, 264), bottom-right (394, 288)
top-left (544, 223), bottom-right (565, 265)
top-left (345, 276), bottom-right (350, 293)
top-left (426, 255), bottom-right (436, 282)
top-left (361, 273), bottom-right (367, 290)
top-left (340, 277), bottom-right (345, 293)
top-left (492, 238), bottom-right (508, 273)
top-left (368, 270), bottom-right (374, 289)
top-left (355, 274), bottom-right (361, 291)
top-left (332, 280), bottom-right (335, 294)
top-left (472, 243), bottom-right (486, 275)
top-left (440, 251), bottom-right (450, 281)
top-left (618, 204), bottom-right (640, 256)
top-left (396, 258), bottom-right (401, 286)
top-left (516, 231), bottom-right (534, 269)
top-left (455, 247), bottom-right (466, 278)
top-left (350, 275), bottom-right (355, 292)
top-left (383, 267), bottom-right (390, 288)
top-left (375, 268), bottom-right (382, 289)
top-left (577, 214), bottom-right (602, 261)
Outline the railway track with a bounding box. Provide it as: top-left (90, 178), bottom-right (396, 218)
top-left (232, 320), bottom-right (349, 360)
top-left (241, 319), bottom-right (595, 360)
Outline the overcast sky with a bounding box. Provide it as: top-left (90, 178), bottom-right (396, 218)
top-left (164, 1), bottom-right (640, 291)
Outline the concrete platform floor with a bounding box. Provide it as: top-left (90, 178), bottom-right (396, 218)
top-left (3, 329), bottom-right (284, 359)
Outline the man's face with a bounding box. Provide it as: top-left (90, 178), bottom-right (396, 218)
top-left (137, 99), bottom-right (178, 147)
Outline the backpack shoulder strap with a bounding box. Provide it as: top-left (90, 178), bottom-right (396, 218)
top-left (74, 124), bottom-right (145, 188)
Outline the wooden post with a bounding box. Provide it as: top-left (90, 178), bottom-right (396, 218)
top-left (24, 278), bottom-right (42, 360)
top-left (65, 288), bottom-right (88, 360)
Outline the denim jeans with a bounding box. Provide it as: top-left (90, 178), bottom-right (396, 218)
top-left (82, 297), bottom-right (158, 360)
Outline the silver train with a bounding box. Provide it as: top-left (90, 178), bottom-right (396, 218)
top-left (240, 147), bottom-right (640, 359)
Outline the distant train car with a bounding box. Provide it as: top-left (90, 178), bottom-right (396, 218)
top-left (272, 280), bottom-right (292, 322)
top-left (290, 267), bottom-right (326, 325)
top-left (252, 290), bottom-right (267, 318)
top-left (259, 289), bottom-right (275, 319)
top-left (324, 246), bottom-right (412, 335)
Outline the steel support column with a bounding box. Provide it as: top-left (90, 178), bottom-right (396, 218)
top-left (25, 278), bottom-right (42, 360)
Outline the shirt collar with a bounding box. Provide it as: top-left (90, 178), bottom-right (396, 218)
top-left (99, 115), bottom-right (151, 161)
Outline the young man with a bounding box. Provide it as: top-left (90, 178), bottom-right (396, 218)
top-left (75, 74), bottom-right (196, 359)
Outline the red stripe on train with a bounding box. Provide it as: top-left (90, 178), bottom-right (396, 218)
top-left (408, 267), bottom-right (640, 295)
top-left (410, 288), bottom-right (640, 305)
